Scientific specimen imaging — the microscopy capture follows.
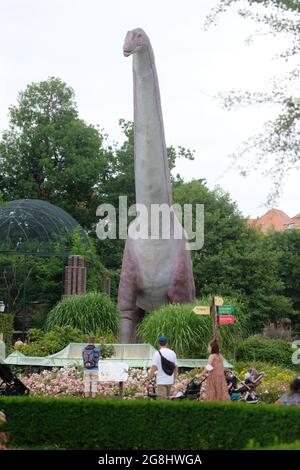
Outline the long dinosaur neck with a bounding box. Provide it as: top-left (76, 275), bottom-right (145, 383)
top-left (133, 45), bottom-right (172, 209)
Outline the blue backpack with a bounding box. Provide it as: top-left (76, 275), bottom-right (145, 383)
top-left (83, 346), bottom-right (99, 369)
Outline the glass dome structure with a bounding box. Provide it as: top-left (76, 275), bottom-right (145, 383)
top-left (0, 199), bottom-right (88, 256)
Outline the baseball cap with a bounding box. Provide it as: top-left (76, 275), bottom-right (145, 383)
top-left (158, 335), bottom-right (168, 345)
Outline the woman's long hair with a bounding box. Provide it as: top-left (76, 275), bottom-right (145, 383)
top-left (209, 339), bottom-right (220, 354)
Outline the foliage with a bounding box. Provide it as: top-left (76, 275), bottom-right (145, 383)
top-left (15, 326), bottom-right (87, 356)
top-left (0, 254), bottom-right (63, 322)
top-left (247, 440), bottom-right (300, 450)
top-left (234, 361), bottom-right (296, 403)
top-left (2, 397), bottom-right (300, 449)
top-left (0, 314), bottom-right (14, 348)
top-left (205, 0), bottom-right (300, 202)
top-left (0, 410), bottom-right (8, 451)
top-left (14, 326), bottom-right (115, 357)
top-left (269, 230), bottom-right (300, 331)
top-left (46, 292), bottom-right (119, 335)
top-left (22, 367), bottom-right (147, 398)
top-left (0, 77), bottom-right (109, 229)
top-left (173, 180), bottom-right (295, 330)
top-left (137, 299), bottom-right (248, 359)
top-left (235, 335), bottom-right (297, 368)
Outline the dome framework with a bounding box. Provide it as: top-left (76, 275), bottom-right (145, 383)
top-left (0, 199), bottom-right (87, 257)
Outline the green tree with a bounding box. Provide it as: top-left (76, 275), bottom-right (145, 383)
top-left (269, 230), bottom-right (300, 329)
top-left (0, 77), bottom-right (108, 228)
top-left (173, 179), bottom-right (295, 330)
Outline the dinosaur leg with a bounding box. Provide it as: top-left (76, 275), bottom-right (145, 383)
top-left (118, 240), bottom-right (140, 343)
top-left (167, 244), bottom-right (195, 304)
top-left (120, 307), bottom-right (144, 343)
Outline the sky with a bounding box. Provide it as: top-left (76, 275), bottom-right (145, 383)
top-left (0, 0), bottom-right (299, 218)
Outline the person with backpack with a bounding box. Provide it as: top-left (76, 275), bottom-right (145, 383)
top-left (147, 336), bottom-right (178, 399)
top-left (82, 337), bottom-right (100, 398)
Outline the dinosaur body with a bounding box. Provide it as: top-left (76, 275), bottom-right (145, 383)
top-left (119, 28), bottom-right (195, 343)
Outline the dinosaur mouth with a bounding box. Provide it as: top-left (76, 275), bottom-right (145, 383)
top-left (123, 50), bottom-right (132, 57)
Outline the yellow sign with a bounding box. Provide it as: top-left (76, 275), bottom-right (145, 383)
top-left (193, 306), bottom-right (210, 315)
top-left (215, 296), bottom-right (224, 306)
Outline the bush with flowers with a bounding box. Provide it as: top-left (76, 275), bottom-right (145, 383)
top-left (0, 410), bottom-right (8, 450)
top-left (20, 361), bottom-right (297, 404)
top-left (21, 366), bottom-right (203, 399)
top-left (233, 361), bottom-right (296, 404)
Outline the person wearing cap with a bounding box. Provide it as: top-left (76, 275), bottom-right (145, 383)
top-left (147, 336), bottom-right (178, 399)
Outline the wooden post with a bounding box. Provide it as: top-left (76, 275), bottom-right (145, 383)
top-left (104, 275), bottom-right (111, 297)
top-left (119, 381), bottom-right (124, 398)
top-left (210, 295), bottom-right (221, 345)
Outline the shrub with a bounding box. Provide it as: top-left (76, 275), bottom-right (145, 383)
top-left (235, 336), bottom-right (296, 369)
top-left (0, 314), bottom-right (14, 348)
top-left (137, 299), bottom-right (248, 359)
top-left (15, 326), bottom-right (115, 358)
top-left (15, 326), bottom-right (87, 356)
top-left (22, 367), bottom-right (148, 398)
top-left (247, 440), bottom-right (300, 450)
top-left (46, 292), bottom-right (119, 335)
top-left (1, 397), bottom-right (300, 450)
top-left (0, 410), bottom-right (8, 450)
top-left (233, 361), bottom-right (296, 404)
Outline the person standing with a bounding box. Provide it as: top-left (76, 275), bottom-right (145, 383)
top-left (147, 336), bottom-right (178, 399)
top-left (82, 336), bottom-right (100, 398)
top-left (199, 338), bottom-right (229, 401)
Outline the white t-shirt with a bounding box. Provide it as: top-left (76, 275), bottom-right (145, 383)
top-left (152, 348), bottom-right (178, 385)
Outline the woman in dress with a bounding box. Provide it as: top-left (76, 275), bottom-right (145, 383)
top-left (199, 339), bottom-right (229, 401)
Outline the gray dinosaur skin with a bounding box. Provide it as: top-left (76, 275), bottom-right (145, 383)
top-left (119, 28), bottom-right (195, 343)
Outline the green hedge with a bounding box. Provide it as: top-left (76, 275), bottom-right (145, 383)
top-left (0, 313), bottom-right (14, 348)
top-left (236, 336), bottom-right (295, 368)
top-left (1, 397), bottom-right (300, 450)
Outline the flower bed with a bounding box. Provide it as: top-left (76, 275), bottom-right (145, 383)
top-left (234, 362), bottom-right (296, 404)
top-left (21, 362), bottom-right (297, 404)
top-left (0, 410), bottom-right (8, 450)
top-left (22, 367), bottom-right (200, 399)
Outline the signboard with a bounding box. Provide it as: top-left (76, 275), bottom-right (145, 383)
top-left (214, 296), bottom-right (224, 306)
top-left (218, 315), bottom-right (235, 325)
top-left (98, 361), bottom-right (129, 382)
top-left (217, 305), bottom-right (235, 315)
top-left (193, 306), bottom-right (210, 315)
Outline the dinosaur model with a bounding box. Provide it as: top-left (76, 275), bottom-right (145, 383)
top-left (118, 28), bottom-right (195, 343)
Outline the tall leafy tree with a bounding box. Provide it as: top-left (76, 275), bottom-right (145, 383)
top-left (173, 179), bottom-right (296, 330)
top-left (0, 77), bottom-right (108, 228)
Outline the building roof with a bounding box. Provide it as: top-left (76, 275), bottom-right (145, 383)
top-left (247, 208), bottom-right (296, 233)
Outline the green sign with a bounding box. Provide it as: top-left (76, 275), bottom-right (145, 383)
top-left (217, 305), bottom-right (235, 315)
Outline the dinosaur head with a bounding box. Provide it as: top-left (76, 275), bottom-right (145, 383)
top-left (123, 28), bottom-right (150, 57)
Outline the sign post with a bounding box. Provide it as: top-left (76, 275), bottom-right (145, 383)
top-left (193, 306), bottom-right (210, 316)
top-left (218, 315), bottom-right (235, 325)
top-left (217, 305), bottom-right (235, 315)
top-left (210, 295), bottom-right (221, 345)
